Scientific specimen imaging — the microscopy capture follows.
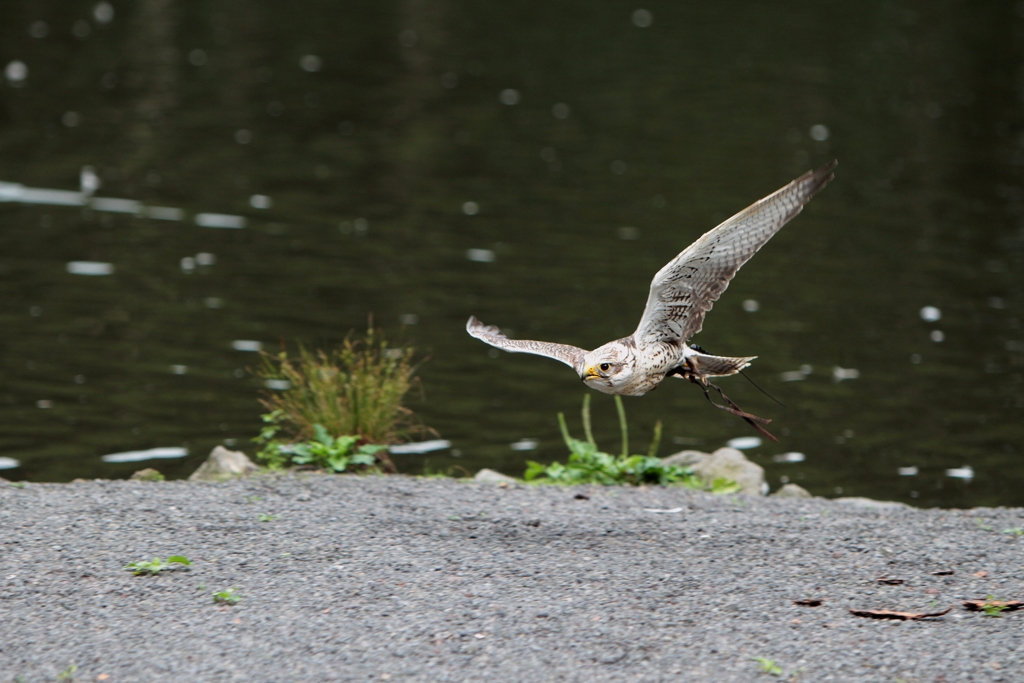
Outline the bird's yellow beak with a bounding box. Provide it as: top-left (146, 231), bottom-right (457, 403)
top-left (582, 365), bottom-right (600, 381)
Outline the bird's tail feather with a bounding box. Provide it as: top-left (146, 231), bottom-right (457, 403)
top-left (685, 353), bottom-right (755, 378)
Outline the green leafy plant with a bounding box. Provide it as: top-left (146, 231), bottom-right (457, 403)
top-left (753, 657), bottom-right (783, 676)
top-left (124, 555), bottom-right (191, 576)
top-left (213, 587), bottom-right (241, 604)
top-left (981, 596), bottom-right (1010, 617)
top-left (975, 518), bottom-right (993, 531)
top-left (1002, 527), bottom-right (1024, 536)
top-left (56, 664), bottom-right (77, 682)
top-left (257, 421), bottom-right (390, 473)
top-left (253, 328), bottom-right (431, 472)
top-left (525, 395), bottom-right (732, 490)
top-left (258, 513), bottom-right (279, 522)
top-left (10, 481), bottom-right (25, 489)
top-left (281, 423), bottom-right (389, 473)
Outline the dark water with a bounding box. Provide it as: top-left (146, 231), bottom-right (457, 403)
top-left (1, 1), bottom-right (1023, 508)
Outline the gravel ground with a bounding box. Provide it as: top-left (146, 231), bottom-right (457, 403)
top-left (1, 473), bottom-right (1023, 683)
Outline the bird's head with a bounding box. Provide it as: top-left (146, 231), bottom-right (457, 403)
top-left (580, 342), bottom-right (633, 393)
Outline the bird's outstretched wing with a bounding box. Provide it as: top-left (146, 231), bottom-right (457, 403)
top-left (633, 161), bottom-right (836, 347)
top-left (466, 316), bottom-right (587, 373)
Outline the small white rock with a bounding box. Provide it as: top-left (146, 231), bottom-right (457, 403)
top-left (474, 468), bottom-right (516, 484)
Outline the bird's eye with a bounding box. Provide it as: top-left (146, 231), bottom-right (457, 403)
top-left (599, 363), bottom-right (610, 372)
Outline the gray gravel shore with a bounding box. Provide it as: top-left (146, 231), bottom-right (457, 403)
top-left (2, 474), bottom-right (1022, 682)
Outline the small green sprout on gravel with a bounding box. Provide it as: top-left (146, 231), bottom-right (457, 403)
top-left (124, 555), bottom-right (191, 576)
top-left (754, 657), bottom-right (783, 676)
top-left (56, 664), bottom-right (77, 681)
top-left (1003, 527), bottom-right (1024, 536)
top-left (974, 518), bottom-right (993, 531)
top-left (525, 394), bottom-right (738, 491)
top-left (981, 596), bottom-right (1010, 617)
top-left (258, 513), bottom-right (279, 522)
top-left (213, 587), bottom-right (241, 604)
top-left (10, 481), bottom-right (25, 489)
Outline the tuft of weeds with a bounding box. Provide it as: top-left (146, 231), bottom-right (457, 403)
top-left (974, 518), bottom-right (993, 531)
top-left (258, 513), bottom-right (279, 522)
top-left (213, 587), bottom-right (241, 604)
top-left (525, 395), bottom-right (738, 491)
top-left (56, 664), bottom-right (77, 682)
top-left (124, 555), bottom-right (191, 576)
top-left (753, 657), bottom-right (783, 676)
top-left (253, 327), bottom-right (432, 472)
top-left (10, 481), bottom-right (25, 489)
top-left (1002, 527), bottom-right (1024, 536)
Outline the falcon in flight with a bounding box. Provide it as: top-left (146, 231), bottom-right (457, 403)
top-left (467, 162), bottom-right (836, 440)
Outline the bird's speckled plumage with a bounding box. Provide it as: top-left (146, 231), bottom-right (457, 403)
top-left (467, 162), bottom-right (836, 398)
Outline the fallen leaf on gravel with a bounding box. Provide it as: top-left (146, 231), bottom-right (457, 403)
top-left (849, 607), bottom-right (952, 621)
top-left (963, 600), bottom-right (1023, 612)
top-left (794, 599), bottom-right (823, 607)
top-left (876, 576), bottom-right (905, 585)
top-left (932, 569), bottom-right (955, 575)
top-left (574, 493), bottom-right (590, 500)
top-left (973, 571), bottom-right (988, 578)
top-left (643, 507), bottom-right (682, 513)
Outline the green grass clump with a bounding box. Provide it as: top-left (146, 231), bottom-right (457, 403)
top-left (525, 395), bottom-right (739, 492)
top-left (253, 328), bottom-right (430, 472)
top-left (124, 555), bottom-right (191, 575)
top-left (213, 587), bottom-right (241, 604)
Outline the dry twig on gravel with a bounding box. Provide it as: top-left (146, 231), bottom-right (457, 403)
top-left (849, 607), bottom-right (952, 621)
top-left (876, 576), bottom-right (905, 585)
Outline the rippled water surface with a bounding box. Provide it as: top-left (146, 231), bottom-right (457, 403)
top-left (2, 1), bottom-right (1023, 507)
